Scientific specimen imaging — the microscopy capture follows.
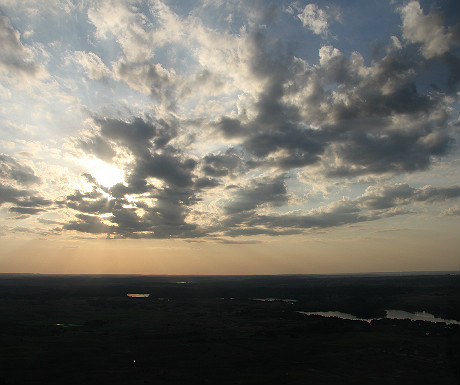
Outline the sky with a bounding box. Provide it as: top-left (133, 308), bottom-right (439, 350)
top-left (0, 0), bottom-right (459, 275)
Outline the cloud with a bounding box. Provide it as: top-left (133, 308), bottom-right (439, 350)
top-left (9, 207), bottom-right (47, 215)
top-left (0, 154), bottom-right (52, 216)
top-left (64, 214), bottom-right (113, 235)
top-left (214, 33), bottom-right (451, 176)
top-left (78, 136), bottom-right (116, 163)
top-left (358, 184), bottom-right (460, 210)
top-left (0, 184), bottom-right (52, 215)
top-left (224, 175), bottom-right (288, 215)
top-left (358, 184), bottom-right (415, 210)
top-left (6, 0), bottom-right (453, 243)
top-left (64, 114), bottom-right (202, 239)
top-left (201, 150), bottom-right (245, 177)
top-left (94, 116), bottom-right (175, 157)
top-left (71, 51), bottom-right (111, 80)
top-left (249, 199), bottom-right (366, 231)
top-left (113, 60), bottom-right (179, 105)
top-left (218, 183), bottom-right (460, 236)
top-left (63, 184), bottom-right (203, 239)
top-left (296, 3), bottom-right (329, 36)
top-left (88, 0), bottom-right (158, 62)
top-left (291, 47), bottom-right (451, 176)
top-left (414, 185), bottom-right (460, 203)
top-left (214, 238), bottom-right (262, 244)
top-left (223, 227), bottom-right (301, 237)
top-left (62, 2), bottom-right (459, 240)
top-left (133, 151), bottom-right (197, 189)
top-left (441, 206), bottom-right (460, 217)
top-left (194, 177), bottom-right (220, 189)
top-left (400, 1), bottom-right (460, 59)
top-left (84, 116), bottom-right (195, 193)
top-left (63, 189), bottom-right (116, 214)
top-left (0, 154), bottom-right (40, 185)
top-left (0, 14), bottom-right (39, 77)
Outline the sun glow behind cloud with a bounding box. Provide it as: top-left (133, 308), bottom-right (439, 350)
top-left (81, 158), bottom-right (125, 187)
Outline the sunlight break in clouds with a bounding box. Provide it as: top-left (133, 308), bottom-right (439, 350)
top-left (0, 0), bottom-right (459, 274)
top-left (81, 158), bottom-right (125, 187)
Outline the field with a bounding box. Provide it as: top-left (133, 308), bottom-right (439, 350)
top-left (0, 273), bottom-right (458, 384)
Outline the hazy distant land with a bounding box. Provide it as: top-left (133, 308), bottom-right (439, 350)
top-left (0, 273), bottom-right (458, 384)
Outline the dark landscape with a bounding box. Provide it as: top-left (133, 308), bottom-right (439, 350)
top-left (0, 273), bottom-right (459, 384)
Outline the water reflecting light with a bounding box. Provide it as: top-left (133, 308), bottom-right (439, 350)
top-left (298, 310), bottom-right (460, 325)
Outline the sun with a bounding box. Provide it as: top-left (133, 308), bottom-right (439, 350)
top-left (83, 158), bottom-right (125, 187)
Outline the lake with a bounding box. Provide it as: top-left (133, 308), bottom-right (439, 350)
top-left (298, 310), bottom-right (460, 325)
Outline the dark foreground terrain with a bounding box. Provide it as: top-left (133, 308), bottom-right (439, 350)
top-left (0, 273), bottom-right (458, 384)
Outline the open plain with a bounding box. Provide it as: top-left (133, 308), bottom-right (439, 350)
top-left (0, 273), bottom-right (458, 384)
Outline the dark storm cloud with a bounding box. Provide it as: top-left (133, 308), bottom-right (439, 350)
top-left (63, 189), bottom-right (116, 214)
top-left (219, 183), bottom-right (460, 236)
top-left (135, 151), bottom-right (197, 188)
top-left (119, 148), bottom-right (198, 196)
top-left (218, 32), bottom-right (453, 176)
top-left (63, 165), bottom-right (202, 239)
top-left (0, 184), bottom-right (52, 214)
top-left (216, 32), bottom-right (326, 169)
top-left (146, 187), bottom-right (198, 225)
top-left (312, 51), bottom-right (449, 175)
top-left (95, 117), bottom-right (157, 156)
top-left (212, 199), bottom-right (368, 237)
top-left (223, 227), bottom-right (302, 237)
top-left (335, 67), bottom-right (429, 117)
top-left (359, 184), bottom-right (460, 210)
top-left (78, 136), bottom-right (116, 162)
top-left (216, 31), bottom-right (450, 177)
top-left (64, 214), bottom-right (113, 234)
top-left (215, 238), bottom-right (262, 244)
top-left (9, 207), bottom-right (46, 215)
top-left (323, 126), bottom-right (450, 177)
top-left (194, 177), bottom-right (220, 189)
top-left (0, 154), bottom-right (40, 185)
top-left (38, 218), bottom-right (64, 226)
top-left (224, 176), bottom-right (288, 215)
top-left (73, 186), bottom-right (203, 239)
top-left (217, 117), bottom-right (245, 139)
top-left (0, 15), bottom-right (38, 77)
top-left (89, 116), bottom-right (177, 160)
top-left (86, 115), bottom-right (194, 194)
top-left (359, 184), bottom-right (415, 210)
top-left (114, 61), bottom-right (177, 107)
top-left (413, 185), bottom-right (460, 203)
top-left (440, 52), bottom-right (460, 93)
top-left (201, 150), bottom-right (245, 177)
top-left (314, 50), bottom-right (452, 176)
top-left (89, 118), bottom-right (195, 220)
top-left (248, 199), bottom-right (366, 230)
top-left (109, 182), bottom-right (131, 198)
top-left (241, 78), bottom-right (324, 168)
